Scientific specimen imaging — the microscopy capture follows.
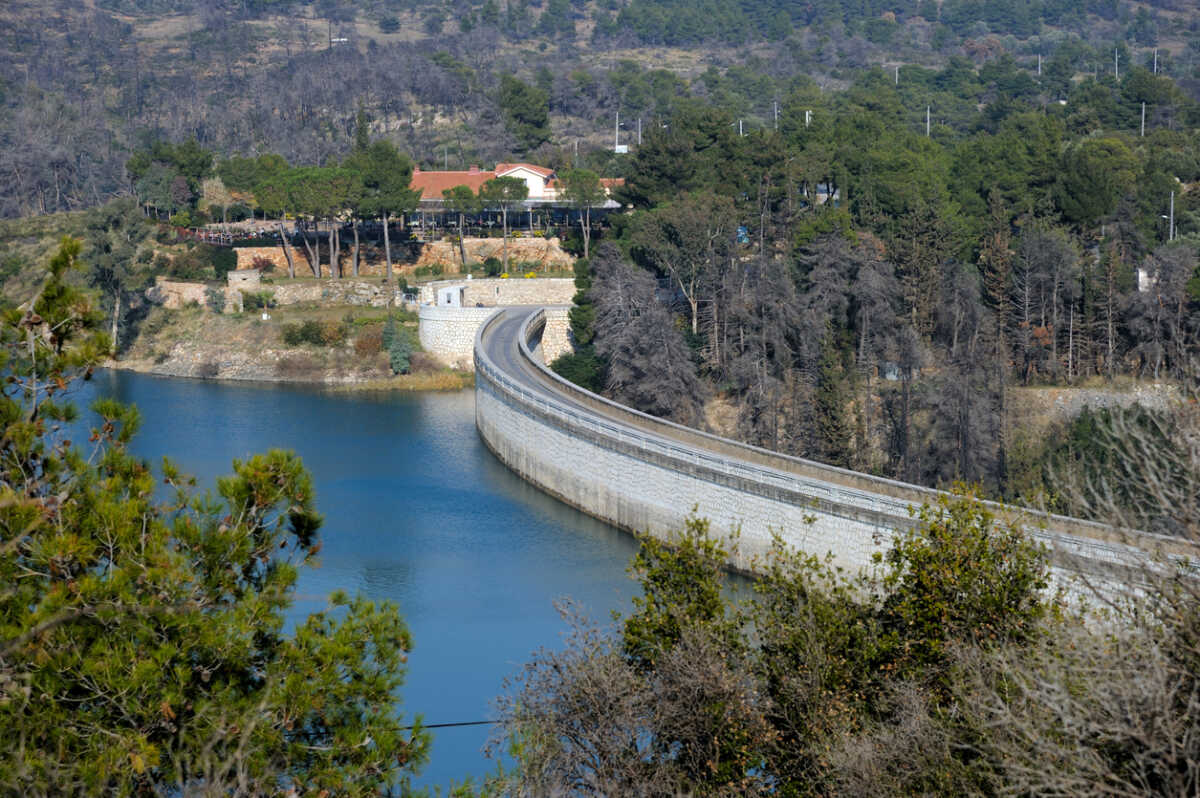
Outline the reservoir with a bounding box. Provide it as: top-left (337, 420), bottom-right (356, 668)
top-left (78, 370), bottom-right (642, 790)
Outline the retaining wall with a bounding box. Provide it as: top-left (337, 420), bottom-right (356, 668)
top-left (414, 237), bottom-right (574, 271)
top-left (149, 277), bottom-right (406, 314)
top-left (475, 310), bottom-right (1196, 585)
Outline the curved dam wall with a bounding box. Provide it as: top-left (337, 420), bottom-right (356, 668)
top-left (474, 309), bottom-right (1196, 583)
top-left (420, 304), bottom-right (571, 369)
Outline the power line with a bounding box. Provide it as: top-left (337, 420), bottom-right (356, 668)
top-left (411, 720), bottom-right (498, 730)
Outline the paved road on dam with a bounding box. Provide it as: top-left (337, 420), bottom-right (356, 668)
top-left (477, 306), bottom-right (1200, 584)
top-left (479, 305), bottom-right (947, 515)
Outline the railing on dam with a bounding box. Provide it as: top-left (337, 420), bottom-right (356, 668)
top-left (475, 307), bottom-right (1199, 582)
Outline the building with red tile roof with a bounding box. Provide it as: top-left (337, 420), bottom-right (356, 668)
top-left (411, 163), bottom-right (623, 209)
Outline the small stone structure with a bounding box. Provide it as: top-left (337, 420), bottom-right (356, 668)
top-left (437, 285), bottom-right (465, 307)
top-left (418, 305), bottom-right (500, 369)
top-left (226, 269), bottom-right (261, 288)
top-left (418, 305), bottom-right (571, 370)
top-left (415, 278), bottom-right (576, 368)
top-left (539, 308), bottom-right (572, 363)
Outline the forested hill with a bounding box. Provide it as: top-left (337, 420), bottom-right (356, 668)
top-left (1, 0), bottom-right (1199, 217)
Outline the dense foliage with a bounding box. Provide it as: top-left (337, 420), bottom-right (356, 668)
top-left (496, 492), bottom-right (1083, 795)
top-left (542, 58), bottom-right (1200, 507)
top-left (0, 239), bottom-right (428, 795)
top-left (2, 0), bottom-right (1199, 218)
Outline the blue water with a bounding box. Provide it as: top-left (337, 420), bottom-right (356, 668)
top-left (75, 370), bottom-right (641, 790)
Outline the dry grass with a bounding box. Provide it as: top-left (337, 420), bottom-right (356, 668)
top-left (333, 370), bottom-right (474, 393)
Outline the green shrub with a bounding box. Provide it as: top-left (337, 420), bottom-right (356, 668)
top-left (389, 329), bottom-right (414, 374)
top-left (204, 287), bottom-right (226, 314)
top-left (382, 314), bottom-right (397, 351)
top-left (251, 255), bottom-right (275, 273)
top-left (241, 290), bottom-right (276, 310)
top-left (879, 489), bottom-right (1051, 679)
top-left (0, 253), bottom-right (26, 282)
top-left (211, 247), bottom-right (237, 280)
top-left (483, 256), bottom-right (502, 276)
top-left (282, 320), bottom-right (323, 346)
top-left (550, 347), bottom-right (606, 393)
top-left (379, 14), bottom-right (400, 32)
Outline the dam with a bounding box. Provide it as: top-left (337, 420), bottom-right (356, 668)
top-left (475, 306), bottom-right (1198, 585)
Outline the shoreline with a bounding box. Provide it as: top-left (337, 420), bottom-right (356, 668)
top-left (108, 358), bottom-right (474, 392)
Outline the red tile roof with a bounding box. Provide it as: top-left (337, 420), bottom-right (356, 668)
top-left (410, 169), bottom-right (496, 200)
top-left (495, 162), bottom-right (555, 178)
top-left (410, 164), bottom-right (622, 202)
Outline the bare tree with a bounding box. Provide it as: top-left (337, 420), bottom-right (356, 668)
top-left (493, 605), bottom-right (773, 797)
top-left (591, 244), bottom-right (705, 424)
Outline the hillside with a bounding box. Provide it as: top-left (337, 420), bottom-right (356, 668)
top-left (1, 0), bottom-right (1199, 218)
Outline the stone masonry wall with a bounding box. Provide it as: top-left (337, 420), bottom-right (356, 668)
top-left (417, 277), bottom-right (575, 306)
top-left (540, 308), bottom-right (573, 363)
top-left (149, 277), bottom-right (405, 314)
top-left (414, 237), bottom-right (573, 271)
top-left (235, 246), bottom-right (391, 278)
top-left (151, 277), bottom-right (210, 309)
top-left (270, 281), bottom-right (404, 308)
top-left (235, 247), bottom-right (292, 272)
top-left (418, 305), bottom-right (499, 369)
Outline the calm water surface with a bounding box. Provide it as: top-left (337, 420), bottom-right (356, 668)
top-left (79, 370), bottom-right (641, 789)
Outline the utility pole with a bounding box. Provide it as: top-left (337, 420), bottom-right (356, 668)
top-left (926, 105), bottom-right (930, 136)
top-left (1141, 102), bottom-right (1146, 137)
top-left (773, 100), bottom-right (778, 130)
top-left (1153, 48), bottom-right (1158, 73)
top-left (804, 109), bottom-right (811, 128)
top-left (1114, 47), bottom-right (1119, 80)
top-left (614, 110), bottom-right (619, 150)
top-left (1169, 190), bottom-right (1175, 241)
top-left (637, 117), bottom-right (642, 146)
top-left (1037, 53), bottom-right (1042, 75)
top-left (738, 119), bottom-right (743, 137)
top-left (444, 146), bottom-right (448, 169)
top-left (895, 65), bottom-right (899, 84)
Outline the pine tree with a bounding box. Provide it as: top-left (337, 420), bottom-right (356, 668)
top-left (814, 331), bottom-right (853, 468)
top-left (1, 240), bottom-right (429, 794)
